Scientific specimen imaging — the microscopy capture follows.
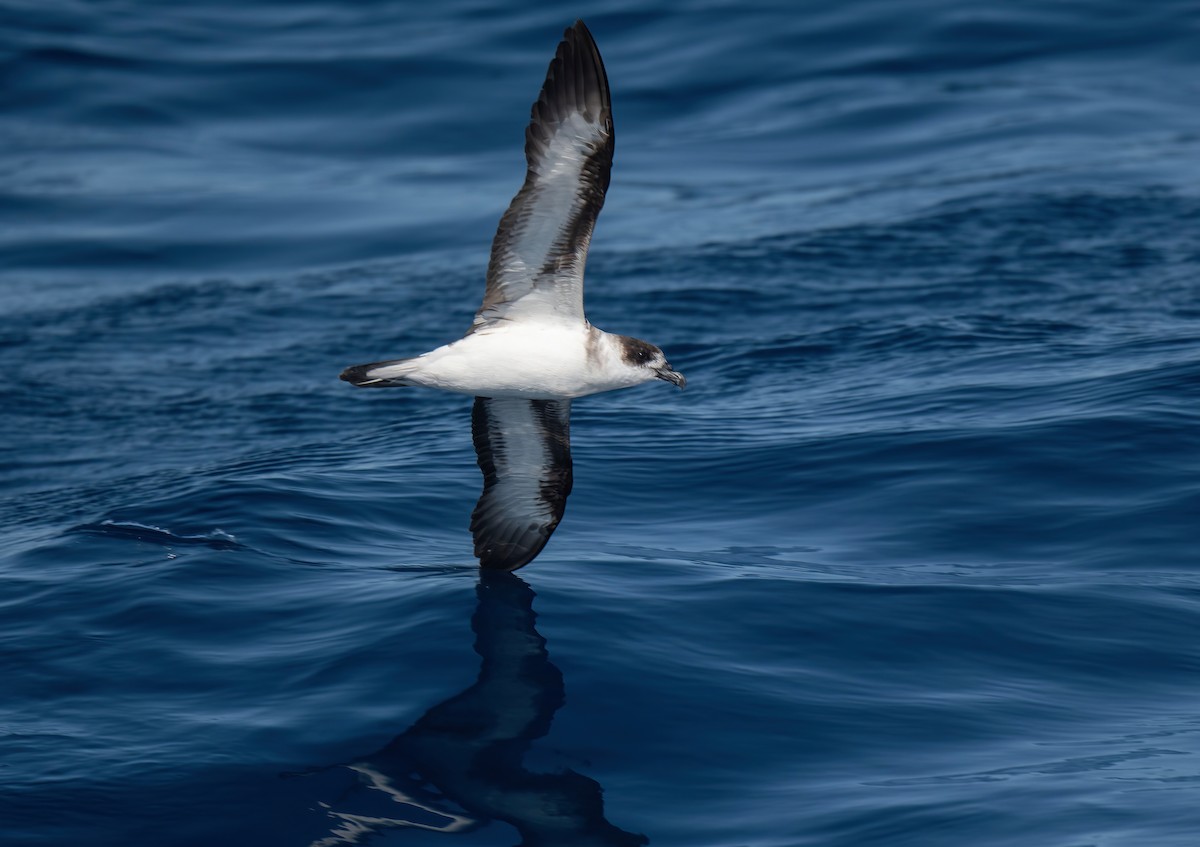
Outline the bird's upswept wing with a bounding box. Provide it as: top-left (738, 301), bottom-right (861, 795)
top-left (470, 397), bottom-right (573, 570)
top-left (472, 20), bottom-right (614, 331)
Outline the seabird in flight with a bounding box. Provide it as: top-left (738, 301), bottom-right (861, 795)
top-left (340, 20), bottom-right (685, 571)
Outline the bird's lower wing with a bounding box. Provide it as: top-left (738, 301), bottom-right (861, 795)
top-left (470, 397), bottom-right (573, 571)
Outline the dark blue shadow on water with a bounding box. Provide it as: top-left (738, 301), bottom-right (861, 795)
top-left (296, 572), bottom-right (648, 847)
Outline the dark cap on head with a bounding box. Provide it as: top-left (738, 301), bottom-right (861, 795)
top-left (618, 336), bottom-right (658, 365)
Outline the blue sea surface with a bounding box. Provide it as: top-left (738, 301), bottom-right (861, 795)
top-left (3, 1), bottom-right (1200, 844)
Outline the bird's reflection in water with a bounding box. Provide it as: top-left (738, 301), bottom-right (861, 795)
top-left (309, 572), bottom-right (648, 847)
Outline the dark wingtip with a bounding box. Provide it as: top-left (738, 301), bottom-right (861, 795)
top-left (470, 506), bottom-right (564, 572)
top-left (526, 18), bottom-right (612, 163)
top-left (566, 17), bottom-right (609, 107)
top-left (475, 542), bottom-right (545, 572)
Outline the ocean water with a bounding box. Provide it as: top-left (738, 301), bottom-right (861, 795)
top-left (3, 1), bottom-right (1200, 844)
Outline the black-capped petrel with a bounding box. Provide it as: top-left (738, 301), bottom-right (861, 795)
top-left (340, 20), bottom-right (685, 571)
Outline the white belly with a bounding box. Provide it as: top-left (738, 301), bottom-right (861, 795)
top-left (407, 323), bottom-right (604, 399)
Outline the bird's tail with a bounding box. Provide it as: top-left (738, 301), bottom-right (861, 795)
top-left (339, 357), bottom-right (420, 388)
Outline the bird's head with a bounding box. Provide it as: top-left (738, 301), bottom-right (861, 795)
top-left (616, 335), bottom-right (686, 389)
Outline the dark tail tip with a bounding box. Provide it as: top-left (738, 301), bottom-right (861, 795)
top-left (339, 358), bottom-right (417, 388)
top-left (340, 364), bottom-right (385, 387)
